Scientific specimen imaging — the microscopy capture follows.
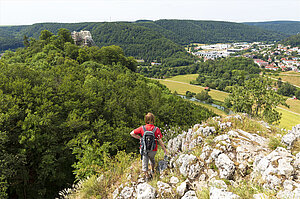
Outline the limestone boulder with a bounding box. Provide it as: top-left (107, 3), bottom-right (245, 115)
top-left (182, 190), bottom-right (198, 199)
top-left (119, 186), bottom-right (134, 199)
top-left (281, 124), bottom-right (300, 149)
top-left (175, 154), bottom-right (197, 177)
top-left (136, 183), bottom-right (156, 199)
top-left (210, 187), bottom-right (240, 199)
top-left (176, 181), bottom-right (188, 197)
top-left (215, 153), bottom-right (235, 179)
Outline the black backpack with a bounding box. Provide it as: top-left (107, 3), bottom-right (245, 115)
top-left (140, 125), bottom-right (157, 156)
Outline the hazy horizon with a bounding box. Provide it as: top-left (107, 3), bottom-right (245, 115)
top-left (1, 19), bottom-right (300, 27)
top-left (0, 0), bottom-right (299, 26)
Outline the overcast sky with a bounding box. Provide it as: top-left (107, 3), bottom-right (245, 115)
top-left (0, 0), bottom-right (299, 26)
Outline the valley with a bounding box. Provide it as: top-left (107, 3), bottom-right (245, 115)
top-left (158, 74), bottom-right (300, 130)
top-left (0, 19), bottom-right (299, 198)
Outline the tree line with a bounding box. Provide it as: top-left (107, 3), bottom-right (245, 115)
top-left (0, 20), bottom-right (289, 63)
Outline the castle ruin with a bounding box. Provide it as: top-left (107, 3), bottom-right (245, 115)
top-left (71, 30), bottom-right (96, 47)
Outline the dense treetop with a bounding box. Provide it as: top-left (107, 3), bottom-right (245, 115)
top-left (0, 29), bottom-right (214, 198)
top-left (244, 21), bottom-right (300, 36)
top-left (281, 33), bottom-right (300, 47)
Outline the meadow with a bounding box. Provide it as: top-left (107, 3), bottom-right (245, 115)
top-left (158, 74), bottom-right (300, 130)
top-left (158, 75), bottom-right (229, 102)
top-left (267, 71), bottom-right (300, 87)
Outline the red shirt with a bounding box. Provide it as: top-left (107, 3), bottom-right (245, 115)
top-left (133, 124), bottom-right (162, 151)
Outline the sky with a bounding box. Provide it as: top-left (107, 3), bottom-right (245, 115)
top-left (0, 0), bottom-right (299, 26)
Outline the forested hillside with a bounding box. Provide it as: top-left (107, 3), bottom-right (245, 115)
top-left (139, 19), bottom-right (287, 44)
top-left (245, 21), bottom-right (300, 35)
top-left (0, 29), bottom-right (215, 198)
top-left (0, 20), bottom-right (288, 61)
top-left (281, 33), bottom-right (300, 47)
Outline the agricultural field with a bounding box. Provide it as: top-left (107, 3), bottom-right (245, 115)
top-left (276, 108), bottom-right (300, 130)
top-left (283, 98), bottom-right (300, 114)
top-left (158, 75), bottom-right (228, 102)
top-left (267, 71), bottom-right (300, 87)
top-left (158, 74), bottom-right (300, 130)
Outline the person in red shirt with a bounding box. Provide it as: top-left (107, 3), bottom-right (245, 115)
top-left (130, 113), bottom-right (168, 180)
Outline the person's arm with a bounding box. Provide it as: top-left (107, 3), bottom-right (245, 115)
top-left (157, 138), bottom-right (168, 155)
top-left (130, 131), bottom-right (141, 140)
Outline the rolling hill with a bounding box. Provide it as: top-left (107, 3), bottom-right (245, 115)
top-left (244, 21), bottom-right (300, 35)
top-left (0, 20), bottom-right (289, 61)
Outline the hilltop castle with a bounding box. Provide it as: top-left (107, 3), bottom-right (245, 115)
top-left (71, 30), bottom-right (95, 47)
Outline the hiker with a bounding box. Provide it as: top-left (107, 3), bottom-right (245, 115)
top-left (130, 112), bottom-right (168, 180)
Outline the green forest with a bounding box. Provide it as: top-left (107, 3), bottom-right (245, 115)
top-left (281, 33), bottom-right (300, 47)
top-left (245, 21), bottom-right (300, 36)
top-left (0, 20), bottom-right (289, 63)
top-left (193, 57), bottom-right (261, 91)
top-left (0, 29), bottom-right (215, 198)
top-left (138, 57), bottom-right (261, 87)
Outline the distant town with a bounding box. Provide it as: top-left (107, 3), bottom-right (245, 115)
top-left (188, 42), bottom-right (300, 72)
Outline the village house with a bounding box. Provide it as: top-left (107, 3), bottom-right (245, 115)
top-left (151, 62), bottom-right (162, 66)
top-left (254, 59), bottom-right (268, 67)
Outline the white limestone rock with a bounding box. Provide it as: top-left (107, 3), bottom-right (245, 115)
top-left (206, 169), bottom-right (218, 179)
top-left (200, 145), bottom-right (211, 160)
top-left (281, 124), bottom-right (300, 149)
top-left (176, 181), bottom-right (188, 197)
top-left (283, 180), bottom-right (296, 191)
top-left (263, 175), bottom-right (281, 190)
top-left (253, 147), bottom-right (295, 182)
top-left (237, 129), bottom-right (267, 146)
top-left (210, 149), bottom-right (222, 160)
top-left (182, 190), bottom-right (198, 199)
top-left (202, 126), bottom-right (216, 137)
top-left (175, 154), bottom-right (197, 177)
top-left (213, 134), bottom-right (230, 143)
top-left (210, 187), bottom-right (240, 199)
top-left (215, 153), bottom-right (235, 179)
top-left (136, 183), bottom-right (156, 199)
top-left (228, 130), bottom-right (239, 137)
top-left (170, 176), bottom-right (179, 184)
top-left (120, 186), bottom-right (134, 199)
top-left (277, 187), bottom-right (300, 199)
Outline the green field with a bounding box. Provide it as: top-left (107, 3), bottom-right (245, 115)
top-left (267, 71), bottom-right (300, 87)
top-left (159, 74), bottom-right (300, 130)
top-left (284, 99), bottom-right (300, 114)
top-left (166, 74), bottom-right (199, 84)
top-left (158, 76), bottom-right (228, 102)
top-left (276, 108), bottom-right (300, 130)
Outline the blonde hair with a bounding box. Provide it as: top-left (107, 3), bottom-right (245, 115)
top-left (145, 112), bottom-right (155, 124)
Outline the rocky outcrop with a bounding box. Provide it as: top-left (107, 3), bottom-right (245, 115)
top-left (281, 124), bottom-right (300, 149)
top-left (113, 115), bottom-right (300, 198)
